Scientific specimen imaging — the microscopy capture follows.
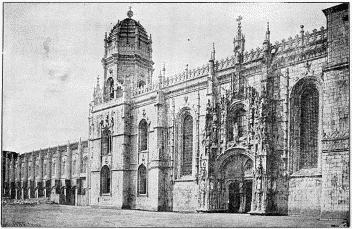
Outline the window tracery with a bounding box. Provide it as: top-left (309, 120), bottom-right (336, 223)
top-left (138, 164), bottom-right (147, 195)
top-left (139, 120), bottom-right (148, 152)
top-left (101, 165), bottom-right (110, 194)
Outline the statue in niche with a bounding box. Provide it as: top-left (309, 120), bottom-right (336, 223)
top-left (206, 99), bottom-right (212, 112)
top-left (111, 116), bottom-right (114, 127)
top-left (105, 115), bottom-right (109, 126)
top-left (233, 122), bottom-right (238, 142)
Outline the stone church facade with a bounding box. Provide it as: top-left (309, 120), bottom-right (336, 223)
top-left (2, 3), bottom-right (349, 219)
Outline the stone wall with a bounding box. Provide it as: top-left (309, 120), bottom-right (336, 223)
top-left (288, 173), bottom-right (322, 216)
top-left (173, 181), bottom-right (198, 212)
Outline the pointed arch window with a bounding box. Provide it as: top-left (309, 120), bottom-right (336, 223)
top-left (101, 128), bottom-right (112, 156)
top-left (299, 86), bottom-right (319, 169)
top-left (290, 80), bottom-right (319, 172)
top-left (100, 165), bottom-right (110, 194)
top-left (139, 120), bottom-right (148, 152)
top-left (138, 164), bottom-right (147, 195)
top-left (182, 114), bottom-right (193, 176)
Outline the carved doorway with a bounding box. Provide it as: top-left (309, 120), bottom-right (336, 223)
top-left (228, 179), bottom-right (252, 213)
top-left (228, 181), bottom-right (240, 212)
top-left (217, 150), bottom-right (254, 214)
top-left (244, 180), bottom-right (252, 212)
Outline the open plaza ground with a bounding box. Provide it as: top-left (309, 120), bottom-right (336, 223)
top-left (1, 203), bottom-right (346, 227)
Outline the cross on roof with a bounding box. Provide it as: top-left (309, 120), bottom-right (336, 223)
top-left (236, 16), bottom-right (242, 24)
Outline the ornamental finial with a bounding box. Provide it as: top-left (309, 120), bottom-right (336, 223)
top-left (127, 6), bottom-right (133, 18)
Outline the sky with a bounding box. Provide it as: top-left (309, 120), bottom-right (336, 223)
top-left (3, 2), bottom-right (339, 153)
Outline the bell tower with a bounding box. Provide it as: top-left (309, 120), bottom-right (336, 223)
top-left (100, 7), bottom-right (154, 103)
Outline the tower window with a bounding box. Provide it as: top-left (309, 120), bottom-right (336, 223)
top-left (101, 165), bottom-right (110, 194)
top-left (139, 120), bottom-right (148, 152)
top-left (106, 77), bottom-right (114, 100)
top-left (101, 128), bottom-right (112, 155)
top-left (138, 80), bottom-right (146, 88)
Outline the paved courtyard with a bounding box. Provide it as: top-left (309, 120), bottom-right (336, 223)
top-left (1, 204), bottom-right (346, 227)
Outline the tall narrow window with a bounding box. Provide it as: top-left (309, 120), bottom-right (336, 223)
top-left (82, 156), bottom-right (88, 173)
top-left (182, 115), bottom-right (193, 176)
top-left (139, 120), bottom-right (148, 152)
top-left (61, 161), bottom-right (65, 175)
top-left (138, 165), bottom-right (147, 195)
top-left (106, 77), bottom-right (114, 100)
top-left (53, 162), bottom-right (56, 175)
top-left (44, 162), bottom-right (47, 175)
top-left (72, 160), bottom-right (76, 175)
top-left (235, 108), bottom-right (246, 138)
top-left (101, 128), bottom-right (112, 156)
top-left (290, 80), bottom-right (319, 172)
top-left (299, 87), bottom-right (319, 169)
top-left (101, 165), bottom-right (110, 194)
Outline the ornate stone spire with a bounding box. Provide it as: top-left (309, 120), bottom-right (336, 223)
top-left (234, 15), bottom-right (245, 58)
top-left (263, 22), bottom-right (271, 52)
top-left (237, 15), bottom-right (243, 37)
top-left (127, 6), bottom-right (133, 18)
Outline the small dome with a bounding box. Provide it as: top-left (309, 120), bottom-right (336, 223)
top-left (106, 9), bottom-right (149, 44)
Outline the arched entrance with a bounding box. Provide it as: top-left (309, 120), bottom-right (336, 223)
top-left (216, 148), bottom-right (254, 213)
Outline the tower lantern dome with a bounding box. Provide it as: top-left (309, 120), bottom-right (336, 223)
top-left (106, 7), bottom-right (150, 49)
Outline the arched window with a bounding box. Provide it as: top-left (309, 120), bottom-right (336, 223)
top-left (106, 77), bottom-right (114, 100)
top-left (182, 114), bottom-right (193, 176)
top-left (299, 86), bottom-right (319, 169)
top-left (100, 165), bottom-right (110, 194)
top-left (290, 80), bottom-right (319, 172)
top-left (139, 120), bottom-right (148, 152)
top-left (138, 165), bottom-right (147, 195)
top-left (72, 160), bottom-right (76, 175)
top-left (101, 128), bottom-right (112, 156)
top-left (82, 157), bottom-right (88, 173)
top-left (138, 80), bottom-right (146, 88)
top-left (36, 165), bottom-right (39, 177)
top-left (21, 163), bottom-right (24, 176)
top-left (44, 162), bottom-right (47, 175)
